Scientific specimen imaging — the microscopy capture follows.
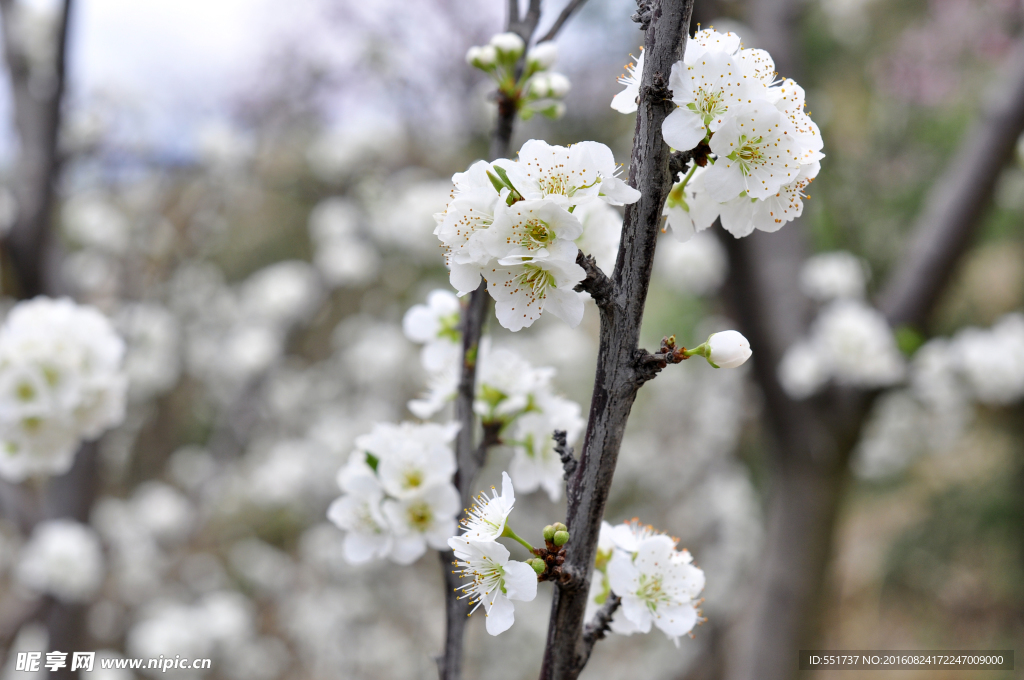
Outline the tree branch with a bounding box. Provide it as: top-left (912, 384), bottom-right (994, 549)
top-left (536, 0), bottom-right (589, 44)
top-left (538, 1), bottom-right (694, 678)
top-left (878, 39), bottom-right (1024, 329)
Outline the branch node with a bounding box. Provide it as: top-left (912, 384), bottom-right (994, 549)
top-left (634, 336), bottom-right (690, 385)
top-left (631, 0), bottom-right (654, 31)
top-left (574, 251), bottom-right (613, 309)
top-left (553, 430), bottom-right (577, 480)
top-left (643, 72), bottom-right (673, 106)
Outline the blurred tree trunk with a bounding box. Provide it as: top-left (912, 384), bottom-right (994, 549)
top-left (722, 4), bottom-right (1024, 676)
top-left (0, 0), bottom-right (72, 297)
top-left (0, 4), bottom-right (88, 679)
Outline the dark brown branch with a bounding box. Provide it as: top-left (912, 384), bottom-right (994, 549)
top-left (879, 39), bottom-right (1024, 330)
top-left (573, 250), bottom-right (612, 309)
top-left (553, 430), bottom-right (577, 479)
top-left (536, 0), bottom-right (589, 44)
top-left (581, 593), bottom-right (622, 661)
top-left (538, 1), bottom-right (694, 678)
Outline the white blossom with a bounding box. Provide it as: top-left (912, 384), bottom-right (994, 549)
top-left (683, 28), bottom-right (742, 64)
top-left (663, 165), bottom-right (720, 242)
top-left (475, 344), bottom-right (556, 420)
top-left (703, 100), bottom-right (802, 202)
top-left (447, 536), bottom-right (537, 635)
top-left (486, 258), bottom-right (586, 332)
top-left (382, 483), bottom-right (460, 564)
top-left (611, 517), bottom-right (664, 554)
top-left (16, 519), bottom-right (104, 602)
top-left (508, 395), bottom-right (584, 502)
top-left (607, 534), bottom-right (705, 644)
top-left (402, 290), bottom-right (462, 373)
top-left (611, 49), bottom-right (644, 114)
top-left (717, 161), bottom-right (819, 237)
top-left (501, 140), bottom-right (640, 208)
top-left (663, 50), bottom-right (759, 152)
top-left (326, 454), bottom-right (391, 564)
top-left (458, 471), bottom-right (516, 542)
top-left (572, 200), bottom-right (622, 273)
top-left (799, 251), bottom-right (868, 301)
top-left (0, 297), bottom-right (127, 482)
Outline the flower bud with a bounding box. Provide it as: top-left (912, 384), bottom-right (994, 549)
top-left (546, 73), bottom-right (571, 98)
top-left (707, 330), bottom-right (752, 368)
top-left (539, 101), bottom-right (566, 120)
top-left (543, 524), bottom-right (556, 541)
top-left (553, 530), bottom-right (569, 546)
top-left (553, 522), bottom-right (567, 533)
top-left (466, 44), bottom-right (497, 70)
top-left (489, 32), bottom-right (525, 58)
top-left (528, 558), bottom-right (546, 575)
top-left (529, 74), bottom-right (552, 97)
top-left (527, 41), bottom-right (558, 69)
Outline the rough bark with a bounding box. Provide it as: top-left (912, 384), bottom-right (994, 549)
top-left (723, 28), bottom-right (1024, 680)
top-left (537, 1), bottom-right (693, 678)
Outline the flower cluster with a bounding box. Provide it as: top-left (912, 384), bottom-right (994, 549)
top-left (434, 139), bottom-right (640, 331)
top-left (949, 312), bottom-right (1024, 405)
top-left (326, 421), bottom-right (461, 565)
top-left (778, 299), bottom-right (905, 399)
top-left (613, 28), bottom-right (824, 240)
top-left (0, 297), bottom-right (128, 482)
top-left (585, 519), bottom-right (705, 645)
top-left (403, 290), bottom-right (585, 501)
top-left (447, 472), bottom-right (538, 636)
top-left (467, 33), bottom-right (570, 120)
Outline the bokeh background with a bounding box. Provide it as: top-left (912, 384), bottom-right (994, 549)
top-left (0, 0), bottom-right (1022, 679)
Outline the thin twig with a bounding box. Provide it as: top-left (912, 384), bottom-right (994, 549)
top-left (581, 593), bottom-right (622, 660)
top-left (536, 0), bottom-right (589, 44)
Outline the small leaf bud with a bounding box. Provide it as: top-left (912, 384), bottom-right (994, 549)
top-left (553, 530), bottom-right (569, 546)
top-left (543, 525), bottom-right (556, 541)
